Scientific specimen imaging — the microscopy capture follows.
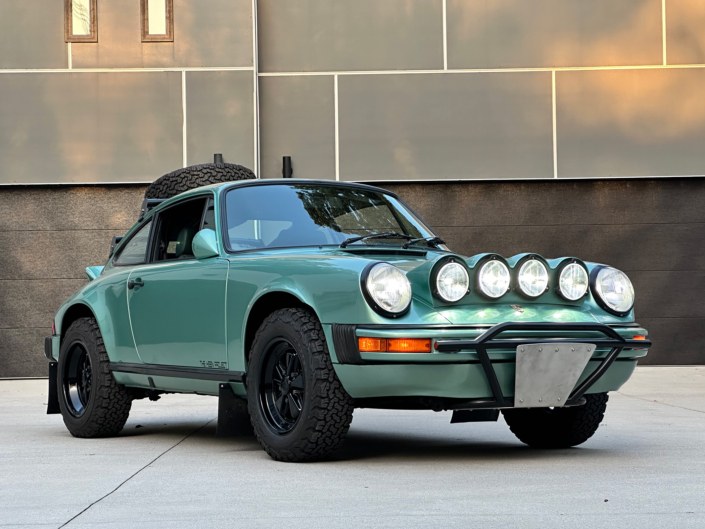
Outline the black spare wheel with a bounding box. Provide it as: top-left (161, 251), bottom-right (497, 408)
top-left (144, 162), bottom-right (256, 200)
top-left (247, 308), bottom-right (354, 462)
top-left (58, 317), bottom-right (132, 438)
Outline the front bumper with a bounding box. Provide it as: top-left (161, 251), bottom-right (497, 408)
top-left (328, 321), bottom-right (650, 407)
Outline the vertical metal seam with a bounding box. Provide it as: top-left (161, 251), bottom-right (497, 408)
top-left (552, 70), bottom-right (558, 179)
top-left (252, 0), bottom-right (260, 177)
top-left (181, 70), bottom-right (187, 167)
top-left (662, 0), bottom-right (667, 65)
top-left (334, 74), bottom-right (340, 181)
top-left (442, 0), bottom-right (448, 70)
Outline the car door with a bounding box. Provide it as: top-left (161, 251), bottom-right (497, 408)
top-left (127, 195), bottom-right (229, 369)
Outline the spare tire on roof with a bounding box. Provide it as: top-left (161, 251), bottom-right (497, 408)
top-left (144, 163), bottom-right (256, 200)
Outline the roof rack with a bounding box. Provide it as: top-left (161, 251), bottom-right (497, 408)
top-left (138, 198), bottom-right (167, 221)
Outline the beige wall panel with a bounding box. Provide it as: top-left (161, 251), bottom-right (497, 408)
top-left (259, 76), bottom-right (336, 180)
top-left (0, 231), bottom-right (118, 280)
top-left (71, 0), bottom-right (253, 68)
top-left (447, 0), bottom-right (663, 69)
top-left (338, 72), bottom-right (553, 181)
top-left (185, 71), bottom-right (254, 169)
top-left (0, 186), bottom-right (144, 232)
top-left (0, 72), bottom-right (183, 184)
top-left (0, 0), bottom-right (67, 69)
top-left (257, 0), bottom-right (443, 73)
top-left (557, 68), bottom-right (705, 178)
top-left (666, 0), bottom-right (705, 64)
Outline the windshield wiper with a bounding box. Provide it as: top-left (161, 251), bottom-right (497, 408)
top-left (402, 236), bottom-right (446, 249)
top-left (340, 232), bottom-right (414, 248)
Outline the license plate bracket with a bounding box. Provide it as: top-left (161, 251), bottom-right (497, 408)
top-left (514, 343), bottom-right (595, 408)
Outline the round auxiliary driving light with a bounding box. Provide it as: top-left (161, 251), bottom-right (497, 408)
top-left (363, 263), bottom-right (412, 316)
top-left (518, 259), bottom-right (549, 298)
top-left (592, 266), bottom-right (635, 315)
top-left (478, 260), bottom-right (510, 299)
top-left (558, 262), bottom-right (589, 301)
top-left (436, 262), bottom-right (470, 302)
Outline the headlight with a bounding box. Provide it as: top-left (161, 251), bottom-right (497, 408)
top-left (436, 262), bottom-right (469, 302)
top-left (558, 262), bottom-right (589, 301)
top-left (593, 267), bottom-right (635, 314)
top-left (478, 260), bottom-right (510, 298)
top-left (364, 263), bottom-right (412, 316)
top-left (518, 259), bottom-right (548, 298)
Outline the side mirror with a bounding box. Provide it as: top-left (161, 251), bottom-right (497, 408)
top-left (192, 229), bottom-right (220, 259)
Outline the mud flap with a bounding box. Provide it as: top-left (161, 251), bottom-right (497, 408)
top-left (216, 383), bottom-right (253, 437)
top-left (47, 362), bottom-right (60, 415)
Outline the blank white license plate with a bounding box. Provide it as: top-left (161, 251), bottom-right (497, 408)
top-left (514, 343), bottom-right (595, 408)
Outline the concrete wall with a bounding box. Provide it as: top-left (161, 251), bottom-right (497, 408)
top-left (2, 1), bottom-right (705, 374)
top-left (2, 178), bottom-right (702, 377)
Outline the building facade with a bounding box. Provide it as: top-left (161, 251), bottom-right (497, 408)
top-left (1, 0), bottom-right (705, 376)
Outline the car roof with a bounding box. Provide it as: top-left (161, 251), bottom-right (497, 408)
top-left (158, 179), bottom-right (399, 206)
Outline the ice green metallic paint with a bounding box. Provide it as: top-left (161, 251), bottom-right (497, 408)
top-left (51, 180), bottom-right (648, 402)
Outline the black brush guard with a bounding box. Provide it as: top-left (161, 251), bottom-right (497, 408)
top-left (431, 322), bottom-right (650, 408)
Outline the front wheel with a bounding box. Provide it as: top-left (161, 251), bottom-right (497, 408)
top-left (502, 393), bottom-right (609, 448)
top-left (247, 308), bottom-right (354, 462)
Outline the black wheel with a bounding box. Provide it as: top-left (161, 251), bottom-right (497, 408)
top-left (247, 308), bottom-right (354, 462)
top-left (144, 162), bottom-right (256, 200)
top-left (57, 318), bottom-right (132, 438)
top-left (502, 393), bottom-right (609, 449)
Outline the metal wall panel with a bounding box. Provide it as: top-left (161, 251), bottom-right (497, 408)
top-left (338, 72), bottom-right (554, 181)
top-left (185, 71), bottom-right (254, 168)
top-left (259, 76), bottom-right (336, 180)
top-left (666, 0), bottom-right (705, 65)
top-left (557, 68), bottom-right (705, 178)
top-left (447, 0), bottom-right (662, 69)
top-left (71, 0), bottom-right (253, 68)
top-left (257, 0), bottom-right (443, 73)
top-left (0, 72), bottom-right (183, 184)
top-left (0, 0), bottom-right (67, 69)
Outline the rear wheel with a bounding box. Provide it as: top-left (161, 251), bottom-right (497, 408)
top-left (247, 308), bottom-right (354, 462)
top-left (502, 393), bottom-right (609, 448)
top-left (58, 318), bottom-right (132, 438)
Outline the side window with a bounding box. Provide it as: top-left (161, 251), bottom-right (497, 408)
top-left (153, 198), bottom-right (207, 261)
top-left (202, 197), bottom-right (216, 231)
top-left (114, 220), bottom-right (153, 265)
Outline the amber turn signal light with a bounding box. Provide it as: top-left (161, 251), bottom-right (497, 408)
top-left (633, 335), bottom-right (646, 340)
top-left (358, 337), bottom-right (432, 353)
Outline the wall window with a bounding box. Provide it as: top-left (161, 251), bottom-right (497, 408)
top-left (64, 0), bottom-right (98, 43)
top-left (141, 0), bottom-right (174, 42)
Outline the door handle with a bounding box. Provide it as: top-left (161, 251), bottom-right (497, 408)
top-left (128, 279), bottom-right (144, 290)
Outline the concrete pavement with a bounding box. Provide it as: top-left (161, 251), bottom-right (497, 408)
top-left (1, 366), bottom-right (704, 528)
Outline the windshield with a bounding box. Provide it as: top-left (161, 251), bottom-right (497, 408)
top-left (224, 184), bottom-right (437, 251)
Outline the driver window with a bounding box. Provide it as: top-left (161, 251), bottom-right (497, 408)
top-left (153, 198), bottom-right (208, 261)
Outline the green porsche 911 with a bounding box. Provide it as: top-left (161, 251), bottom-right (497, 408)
top-left (45, 163), bottom-right (649, 462)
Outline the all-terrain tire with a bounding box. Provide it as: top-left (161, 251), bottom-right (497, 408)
top-left (247, 308), bottom-right (355, 462)
top-left (502, 393), bottom-right (609, 448)
top-left (144, 163), bottom-right (256, 200)
top-left (58, 317), bottom-right (132, 438)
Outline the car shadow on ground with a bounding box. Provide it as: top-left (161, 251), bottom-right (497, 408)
top-left (111, 420), bottom-right (614, 463)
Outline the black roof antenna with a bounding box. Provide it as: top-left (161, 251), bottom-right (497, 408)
top-left (283, 156), bottom-right (293, 178)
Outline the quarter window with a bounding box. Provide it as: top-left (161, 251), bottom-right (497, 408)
top-left (114, 220), bottom-right (153, 265)
top-left (64, 0), bottom-right (98, 43)
top-left (141, 0), bottom-right (174, 42)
